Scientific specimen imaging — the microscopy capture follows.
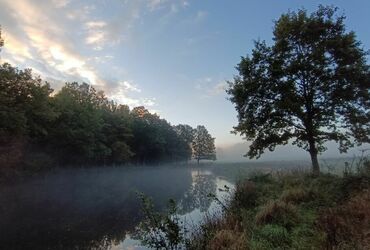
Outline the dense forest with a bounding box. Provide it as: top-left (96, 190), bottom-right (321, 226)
top-left (0, 62), bottom-right (216, 175)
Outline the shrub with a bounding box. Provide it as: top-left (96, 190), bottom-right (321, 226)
top-left (233, 181), bottom-right (258, 209)
top-left (317, 189), bottom-right (370, 249)
top-left (290, 224), bottom-right (325, 249)
top-left (249, 173), bottom-right (272, 184)
top-left (207, 230), bottom-right (247, 250)
top-left (280, 187), bottom-right (310, 204)
top-left (307, 174), bottom-right (343, 207)
top-left (253, 224), bottom-right (290, 248)
top-left (255, 200), bottom-right (298, 229)
top-left (134, 194), bottom-right (187, 250)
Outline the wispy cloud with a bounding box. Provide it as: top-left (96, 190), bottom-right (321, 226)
top-left (195, 10), bottom-right (208, 22)
top-left (194, 77), bottom-right (227, 98)
top-left (84, 21), bottom-right (108, 50)
top-left (52, 0), bottom-right (70, 8)
top-left (210, 81), bottom-right (227, 95)
top-left (0, 0), bottom-right (176, 108)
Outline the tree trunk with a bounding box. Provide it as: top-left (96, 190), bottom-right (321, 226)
top-left (197, 158), bottom-right (200, 165)
top-left (308, 141), bottom-right (320, 176)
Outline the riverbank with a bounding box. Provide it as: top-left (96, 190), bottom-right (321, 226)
top-left (189, 161), bottom-right (370, 249)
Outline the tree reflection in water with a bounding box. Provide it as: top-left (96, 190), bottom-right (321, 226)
top-left (178, 170), bottom-right (217, 214)
top-left (0, 167), bottom-right (225, 250)
top-left (0, 167), bottom-right (193, 250)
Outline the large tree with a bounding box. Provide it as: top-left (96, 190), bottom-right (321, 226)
top-left (192, 125), bottom-right (216, 164)
top-left (227, 6), bottom-right (370, 175)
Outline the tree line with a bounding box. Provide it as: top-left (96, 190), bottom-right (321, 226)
top-left (0, 62), bottom-right (216, 172)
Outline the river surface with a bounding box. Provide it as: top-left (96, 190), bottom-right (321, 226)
top-left (0, 166), bottom-right (235, 250)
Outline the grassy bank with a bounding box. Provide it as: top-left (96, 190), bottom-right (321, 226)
top-left (189, 160), bottom-right (370, 250)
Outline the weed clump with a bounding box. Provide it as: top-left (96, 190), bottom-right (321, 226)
top-left (207, 230), bottom-right (247, 250)
top-left (280, 187), bottom-right (310, 204)
top-left (255, 200), bottom-right (298, 228)
top-left (317, 189), bottom-right (370, 249)
top-left (252, 224), bottom-right (290, 249)
top-left (233, 181), bottom-right (258, 209)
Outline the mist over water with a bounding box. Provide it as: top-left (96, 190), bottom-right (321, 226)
top-left (0, 165), bottom-right (234, 250)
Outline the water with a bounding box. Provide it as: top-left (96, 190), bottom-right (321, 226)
top-left (0, 166), bottom-right (234, 250)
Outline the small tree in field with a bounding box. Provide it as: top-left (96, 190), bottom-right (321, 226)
top-left (192, 125), bottom-right (216, 164)
top-left (227, 6), bottom-right (370, 175)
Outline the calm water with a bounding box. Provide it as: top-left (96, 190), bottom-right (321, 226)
top-left (0, 166), bottom-right (234, 250)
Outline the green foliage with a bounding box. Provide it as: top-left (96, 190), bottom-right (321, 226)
top-left (0, 63), bottom-right (55, 139)
top-left (174, 124), bottom-right (195, 161)
top-left (135, 193), bottom-right (188, 250)
top-left (130, 107), bottom-right (192, 164)
top-left (192, 125), bottom-right (216, 164)
top-left (233, 181), bottom-right (258, 209)
top-left (227, 5), bottom-right (370, 174)
top-left (280, 187), bottom-right (310, 204)
top-left (255, 200), bottom-right (298, 229)
top-left (0, 63), bottom-right (215, 173)
top-left (0, 25), bottom-right (3, 51)
top-left (50, 82), bottom-right (108, 163)
top-left (252, 224), bottom-right (290, 249)
top-left (193, 157), bottom-right (370, 249)
top-left (0, 63), bottom-right (56, 172)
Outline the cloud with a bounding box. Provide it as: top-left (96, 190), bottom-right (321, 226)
top-left (120, 81), bottom-right (141, 93)
top-left (52, 0), bottom-right (70, 8)
top-left (0, 0), bottom-right (197, 110)
top-left (106, 80), bottom-right (157, 109)
top-left (85, 21), bottom-right (109, 50)
top-left (147, 0), bottom-right (169, 11)
top-left (0, 0), bottom-right (165, 108)
top-left (0, 0), bottom-right (101, 86)
top-left (209, 82), bottom-right (227, 95)
top-left (194, 77), bottom-right (227, 98)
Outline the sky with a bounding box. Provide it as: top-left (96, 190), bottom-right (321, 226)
top-left (1, 0), bottom-right (369, 159)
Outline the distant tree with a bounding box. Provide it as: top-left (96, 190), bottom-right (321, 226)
top-left (0, 25), bottom-right (4, 52)
top-left (130, 107), bottom-right (191, 164)
top-left (174, 124), bottom-right (194, 161)
top-left (100, 103), bottom-right (134, 164)
top-left (227, 6), bottom-right (370, 175)
top-left (192, 125), bottom-right (216, 164)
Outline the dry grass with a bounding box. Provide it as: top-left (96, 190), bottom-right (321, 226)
top-left (255, 200), bottom-right (298, 228)
top-left (207, 230), bottom-right (247, 250)
top-left (233, 180), bottom-right (257, 208)
top-left (280, 187), bottom-right (309, 204)
top-left (317, 189), bottom-right (370, 249)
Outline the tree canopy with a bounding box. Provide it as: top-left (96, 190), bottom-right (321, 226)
top-left (0, 25), bottom-right (3, 52)
top-left (0, 63), bottom-right (216, 172)
top-left (192, 125), bottom-right (216, 164)
top-left (227, 6), bottom-right (370, 175)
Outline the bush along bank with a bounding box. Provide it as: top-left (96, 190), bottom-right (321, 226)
top-left (189, 160), bottom-right (370, 249)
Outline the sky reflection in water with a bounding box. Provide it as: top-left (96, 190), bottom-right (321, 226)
top-left (0, 166), bottom-right (234, 250)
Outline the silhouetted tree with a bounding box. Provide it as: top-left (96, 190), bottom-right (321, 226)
top-left (192, 125), bottom-right (216, 164)
top-left (0, 63), bottom-right (55, 169)
top-left (130, 107), bottom-right (191, 164)
top-left (0, 62), bottom-right (214, 172)
top-left (227, 6), bottom-right (370, 175)
top-left (174, 124), bottom-right (194, 161)
top-left (100, 103), bottom-right (134, 164)
top-left (0, 25), bottom-right (4, 53)
top-left (50, 82), bottom-right (109, 164)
